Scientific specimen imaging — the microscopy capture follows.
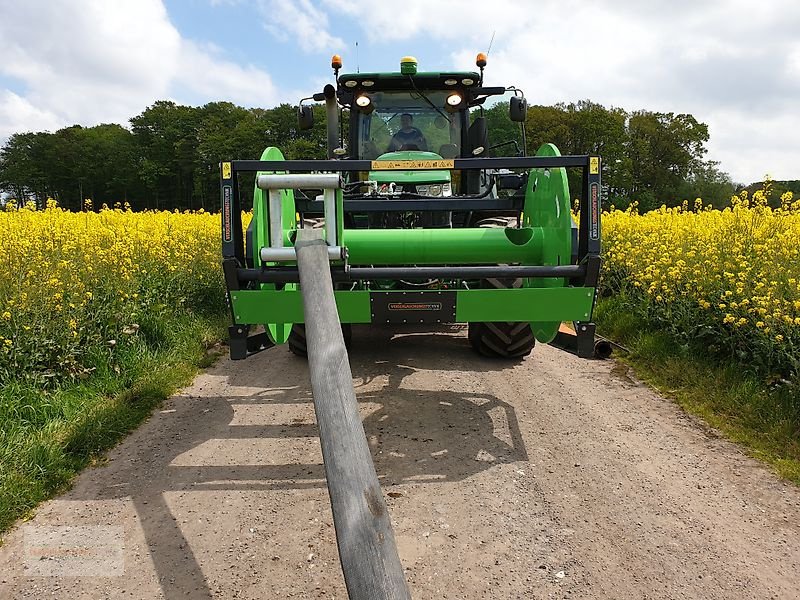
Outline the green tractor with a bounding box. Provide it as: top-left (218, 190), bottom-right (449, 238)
top-left (220, 54), bottom-right (602, 360)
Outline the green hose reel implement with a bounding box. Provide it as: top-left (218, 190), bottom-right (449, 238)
top-left (221, 57), bottom-right (602, 360)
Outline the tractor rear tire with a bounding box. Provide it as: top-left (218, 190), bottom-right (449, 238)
top-left (288, 323), bottom-right (352, 358)
top-left (468, 278), bottom-right (536, 359)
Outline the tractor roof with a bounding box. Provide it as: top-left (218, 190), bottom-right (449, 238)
top-left (338, 71), bottom-right (482, 92)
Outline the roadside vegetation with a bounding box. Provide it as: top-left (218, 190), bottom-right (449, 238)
top-left (0, 204), bottom-right (227, 533)
top-left (598, 182), bottom-right (800, 482)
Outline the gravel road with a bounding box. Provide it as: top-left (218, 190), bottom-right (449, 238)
top-left (1, 325), bottom-right (798, 599)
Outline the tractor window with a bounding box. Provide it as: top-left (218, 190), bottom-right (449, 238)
top-left (356, 91), bottom-right (462, 159)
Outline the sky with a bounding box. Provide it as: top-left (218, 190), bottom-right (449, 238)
top-left (0, 0), bottom-right (797, 185)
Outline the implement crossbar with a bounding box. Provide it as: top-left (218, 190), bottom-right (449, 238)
top-left (295, 228), bottom-right (410, 600)
top-left (237, 264), bottom-right (585, 284)
top-left (233, 155), bottom-right (592, 173)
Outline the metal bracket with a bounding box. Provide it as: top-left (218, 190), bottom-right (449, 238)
top-left (551, 321), bottom-right (608, 359)
top-left (573, 321), bottom-right (596, 358)
top-left (228, 325), bottom-right (274, 360)
top-left (257, 173), bottom-right (343, 263)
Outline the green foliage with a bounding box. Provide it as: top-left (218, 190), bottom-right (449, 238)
top-left (0, 312), bottom-right (227, 533)
top-left (0, 101), bottom-right (326, 212)
top-left (520, 101), bottom-right (730, 209)
top-left (1, 96), bottom-right (733, 211)
top-left (626, 110), bottom-right (709, 210)
top-left (738, 180), bottom-right (800, 208)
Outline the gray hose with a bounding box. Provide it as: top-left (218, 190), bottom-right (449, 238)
top-left (295, 228), bottom-right (411, 600)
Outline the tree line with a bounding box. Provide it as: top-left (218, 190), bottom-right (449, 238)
top-left (0, 98), bottom-right (744, 212)
top-left (0, 101), bottom-right (329, 212)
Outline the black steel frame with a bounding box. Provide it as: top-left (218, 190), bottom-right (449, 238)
top-left (220, 155), bottom-right (603, 358)
top-left (221, 155), bottom-right (602, 265)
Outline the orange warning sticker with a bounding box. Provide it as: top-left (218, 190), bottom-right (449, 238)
top-left (371, 159), bottom-right (454, 170)
top-left (589, 157), bottom-right (599, 175)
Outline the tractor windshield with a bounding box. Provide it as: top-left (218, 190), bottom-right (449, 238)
top-left (356, 91), bottom-right (462, 159)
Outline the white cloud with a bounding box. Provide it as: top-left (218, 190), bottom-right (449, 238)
top-left (175, 41), bottom-right (280, 107)
top-left (1, 0), bottom-right (797, 184)
top-left (0, 92), bottom-right (62, 140)
top-left (0, 0), bottom-right (283, 140)
top-left (331, 0), bottom-right (800, 183)
top-left (256, 0), bottom-right (344, 53)
top-left (705, 107), bottom-right (800, 186)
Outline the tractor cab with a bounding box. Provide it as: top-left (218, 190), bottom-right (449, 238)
top-left (338, 63), bottom-right (481, 161)
top-left (298, 55), bottom-right (528, 200)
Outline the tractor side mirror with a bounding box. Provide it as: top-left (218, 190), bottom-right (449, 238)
top-left (298, 105), bottom-right (314, 131)
top-left (509, 96), bottom-right (527, 122)
top-left (468, 117), bottom-right (488, 156)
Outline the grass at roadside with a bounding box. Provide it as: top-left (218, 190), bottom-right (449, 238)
top-left (596, 293), bottom-right (800, 484)
top-left (0, 312), bottom-right (228, 535)
top-left (0, 205), bottom-right (232, 536)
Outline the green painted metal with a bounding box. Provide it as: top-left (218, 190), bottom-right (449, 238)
top-left (230, 290), bottom-right (372, 325)
top-left (522, 143), bottom-right (574, 343)
top-left (230, 287), bottom-right (595, 344)
top-left (242, 139), bottom-right (592, 348)
top-left (253, 147), bottom-right (297, 265)
top-left (343, 227), bottom-right (543, 265)
top-left (455, 288), bottom-right (595, 339)
top-left (253, 146), bottom-right (297, 344)
top-left (370, 151), bottom-right (451, 185)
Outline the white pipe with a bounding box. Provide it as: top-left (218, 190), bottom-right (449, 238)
top-left (257, 173), bottom-right (341, 190)
top-left (268, 189), bottom-right (283, 248)
top-left (261, 246), bottom-right (343, 262)
top-left (323, 188), bottom-right (337, 246)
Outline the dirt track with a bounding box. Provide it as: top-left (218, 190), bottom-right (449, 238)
top-left (1, 325), bottom-right (799, 599)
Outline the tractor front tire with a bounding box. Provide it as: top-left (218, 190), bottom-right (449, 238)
top-left (468, 278), bottom-right (536, 359)
top-left (288, 323), bottom-right (352, 358)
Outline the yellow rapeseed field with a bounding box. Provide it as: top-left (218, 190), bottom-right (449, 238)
top-left (602, 183), bottom-right (800, 377)
top-left (1, 189), bottom-right (797, 381)
top-left (0, 201), bottom-right (224, 383)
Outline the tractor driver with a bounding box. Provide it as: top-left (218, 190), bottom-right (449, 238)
top-left (388, 113), bottom-right (428, 152)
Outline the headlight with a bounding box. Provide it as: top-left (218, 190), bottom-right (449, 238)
top-left (446, 93), bottom-right (462, 107)
top-left (355, 94), bottom-right (371, 108)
